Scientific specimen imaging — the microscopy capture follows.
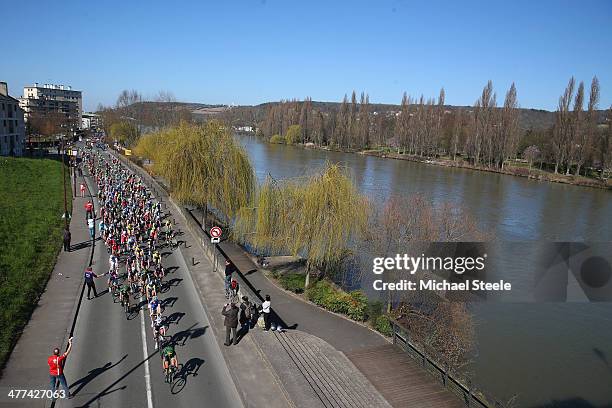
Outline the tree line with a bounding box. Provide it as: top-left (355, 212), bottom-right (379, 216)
top-left (97, 89), bottom-right (192, 146)
top-left (257, 77), bottom-right (611, 177)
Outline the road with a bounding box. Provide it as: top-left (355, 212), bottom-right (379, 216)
top-left (57, 148), bottom-right (242, 408)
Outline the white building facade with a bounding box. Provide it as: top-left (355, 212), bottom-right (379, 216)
top-left (19, 83), bottom-right (82, 129)
top-left (0, 82), bottom-right (26, 156)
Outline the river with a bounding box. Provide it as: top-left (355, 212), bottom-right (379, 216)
top-left (236, 135), bottom-right (612, 407)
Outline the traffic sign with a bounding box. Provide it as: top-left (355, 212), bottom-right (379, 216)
top-left (210, 226), bottom-right (222, 238)
top-left (210, 226), bottom-right (222, 243)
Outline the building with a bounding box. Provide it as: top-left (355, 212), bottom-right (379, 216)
top-left (0, 82), bottom-right (26, 156)
top-left (82, 112), bottom-right (101, 130)
top-left (19, 83), bottom-right (82, 129)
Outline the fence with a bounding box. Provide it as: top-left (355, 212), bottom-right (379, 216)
top-left (390, 319), bottom-right (505, 408)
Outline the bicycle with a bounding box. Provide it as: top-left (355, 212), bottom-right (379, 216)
top-left (164, 360), bottom-right (178, 383)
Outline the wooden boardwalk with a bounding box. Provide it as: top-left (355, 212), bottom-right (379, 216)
top-left (346, 344), bottom-right (465, 408)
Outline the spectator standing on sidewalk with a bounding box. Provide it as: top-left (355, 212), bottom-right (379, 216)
top-left (87, 217), bottom-right (95, 239)
top-left (237, 296), bottom-right (251, 342)
top-left (48, 337), bottom-right (73, 399)
top-left (261, 295), bottom-right (271, 331)
top-left (80, 183), bottom-right (86, 198)
top-left (222, 302), bottom-right (239, 346)
top-left (224, 259), bottom-right (236, 299)
top-left (84, 267), bottom-right (101, 299)
top-left (84, 200), bottom-right (93, 220)
top-left (63, 228), bottom-right (71, 252)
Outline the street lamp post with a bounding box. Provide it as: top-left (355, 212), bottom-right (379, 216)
top-left (59, 135), bottom-right (69, 229)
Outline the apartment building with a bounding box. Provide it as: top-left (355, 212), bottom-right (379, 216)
top-left (0, 82), bottom-right (26, 156)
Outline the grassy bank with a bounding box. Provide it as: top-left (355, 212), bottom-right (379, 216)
top-left (272, 270), bottom-right (393, 337)
top-left (265, 140), bottom-right (611, 190)
top-left (0, 157), bottom-right (71, 369)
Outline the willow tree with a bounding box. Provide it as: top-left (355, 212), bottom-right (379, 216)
top-left (293, 164), bottom-right (369, 287)
top-left (134, 121), bottom-right (254, 226)
top-left (235, 163), bottom-right (368, 287)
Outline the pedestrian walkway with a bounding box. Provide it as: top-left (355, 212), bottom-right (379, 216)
top-left (346, 345), bottom-right (464, 408)
top-left (0, 167), bottom-right (96, 407)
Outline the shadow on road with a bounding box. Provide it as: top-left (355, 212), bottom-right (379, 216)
top-left (70, 355), bottom-right (128, 396)
top-left (75, 350), bottom-right (158, 408)
top-left (171, 357), bottom-right (205, 394)
top-left (169, 324), bottom-right (208, 347)
top-left (163, 312), bottom-right (185, 326)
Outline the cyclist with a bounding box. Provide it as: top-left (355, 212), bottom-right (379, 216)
top-left (149, 295), bottom-right (162, 325)
top-left (108, 268), bottom-right (119, 297)
top-left (161, 344), bottom-right (178, 382)
top-left (145, 275), bottom-right (157, 301)
top-left (153, 314), bottom-right (166, 349)
top-left (119, 284), bottom-right (130, 310)
top-left (152, 250), bottom-right (161, 268)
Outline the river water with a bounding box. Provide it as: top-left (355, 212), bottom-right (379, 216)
top-left (236, 135), bottom-right (612, 406)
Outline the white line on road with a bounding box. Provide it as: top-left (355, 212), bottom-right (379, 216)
top-left (139, 296), bottom-right (154, 408)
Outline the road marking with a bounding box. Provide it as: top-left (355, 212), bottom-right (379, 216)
top-left (139, 296), bottom-right (154, 408)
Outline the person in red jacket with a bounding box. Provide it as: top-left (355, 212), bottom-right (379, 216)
top-left (84, 201), bottom-right (94, 220)
top-left (48, 337), bottom-right (73, 399)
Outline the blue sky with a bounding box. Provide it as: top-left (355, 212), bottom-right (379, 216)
top-left (1, 0), bottom-right (611, 112)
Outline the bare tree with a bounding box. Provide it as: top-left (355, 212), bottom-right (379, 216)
top-left (552, 77), bottom-right (575, 174)
top-left (523, 145), bottom-right (541, 168)
top-left (574, 77), bottom-right (599, 176)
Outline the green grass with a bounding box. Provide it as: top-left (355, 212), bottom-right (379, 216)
top-left (0, 156), bottom-right (72, 369)
top-left (275, 272), bottom-right (306, 293)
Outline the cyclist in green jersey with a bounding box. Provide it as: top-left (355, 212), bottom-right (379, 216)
top-left (161, 344), bottom-right (178, 381)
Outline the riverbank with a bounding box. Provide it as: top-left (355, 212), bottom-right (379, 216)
top-left (0, 157), bottom-right (72, 369)
top-left (276, 141), bottom-right (612, 190)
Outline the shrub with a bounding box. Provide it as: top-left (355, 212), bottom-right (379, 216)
top-left (325, 292), bottom-right (350, 314)
top-left (367, 300), bottom-right (383, 321)
top-left (305, 280), bottom-right (335, 305)
top-left (374, 315), bottom-right (393, 337)
top-left (270, 134), bottom-right (285, 144)
top-left (285, 125), bottom-right (302, 145)
top-left (346, 291), bottom-right (368, 321)
top-left (278, 273), bottom-right (305, 294)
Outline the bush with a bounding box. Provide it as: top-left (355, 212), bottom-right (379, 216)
top-left (305, 280), bottom-right (335, 305)
top-left (374, 315), bottom-right (393, 337)
top-left (367, 300), bottom-right (384, 321)
top-left (278, 273), bottom-right (305, 294)
top-left (270, 134), bottom-right (285, 144)
top-left (285, 125), bottom-right (302, 145)
top-left (305, 281), bottom-right (368, 321)
top-left (347, 291), bottom-right (368, 321)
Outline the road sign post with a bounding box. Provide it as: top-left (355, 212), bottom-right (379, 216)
top-left (210, 226), bottom-right (222, 244)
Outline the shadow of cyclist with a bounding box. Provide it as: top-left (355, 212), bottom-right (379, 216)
top-left (70, 355), bottom-right (127, 396)
top-left (171, 358), bottom-right (205, 394)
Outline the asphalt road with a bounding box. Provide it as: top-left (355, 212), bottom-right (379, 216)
top-left (57, 149), bottom-right (242, 408)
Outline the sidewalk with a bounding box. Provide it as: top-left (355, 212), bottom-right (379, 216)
top-left (0, 169), bottom-right (95, 407)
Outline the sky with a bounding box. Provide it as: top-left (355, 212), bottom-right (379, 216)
top-left (1, 0), bottom-right (611, 112)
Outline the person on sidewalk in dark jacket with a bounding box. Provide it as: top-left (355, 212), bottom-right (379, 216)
top-left (224, 259), bottom-right (236, 299)
top-left (63, 228), bottom-right (71, 252)
top-left (222, 302), bottom-right (239, 346)
top-left (84, 267), bottom-right (101, 299)
top-left (236, 296), bottom-right (251, 342)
